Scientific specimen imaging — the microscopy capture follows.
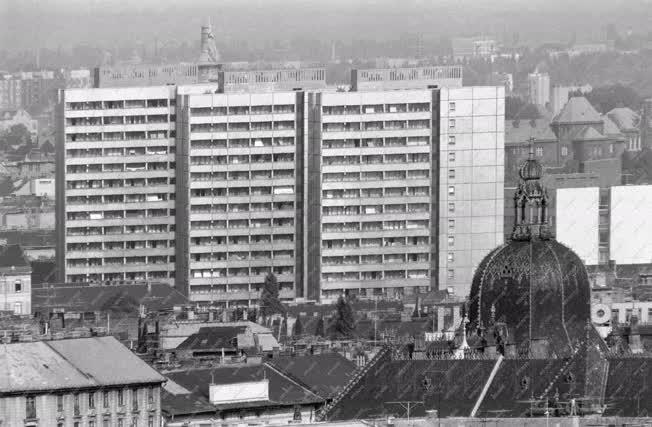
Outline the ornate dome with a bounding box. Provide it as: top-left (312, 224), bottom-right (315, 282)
top-left (468, 154), bottom-right (591, 356)
top-left (468, 239), bottom-right (592, 356)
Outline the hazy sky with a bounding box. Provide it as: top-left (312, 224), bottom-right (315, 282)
top-left (2, 0), bottom-right (651, 51)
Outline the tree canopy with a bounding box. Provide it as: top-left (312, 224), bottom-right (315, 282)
top-left (2, 124), bottom-right (32, 151)
top-left (505, 96), bottom-right (541, 120)
top-left (576, 84), bottom-right (642, 113)
top-left (259, 271), bottom-right (285, 318)
top-left (329, 295), bottom-right (356, 339)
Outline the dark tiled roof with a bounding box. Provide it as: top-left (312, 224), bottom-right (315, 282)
top-left (603, 357), bottom-right (652, 416)
top-left (162, 364), bottom-right (323, 416)
top-left (268, 353), bottom-right (358, 399)
top-left (32, 283), bottom-right (188, 314)
top-left (552, 97), bottom-right (603, 124)
top-left (327, 352), bottom-right (495, 420)
top-left (175, 326), bottom-right (247, 351)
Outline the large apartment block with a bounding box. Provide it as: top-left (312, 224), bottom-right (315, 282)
top-left (56, 66), bottom-right (503, 305)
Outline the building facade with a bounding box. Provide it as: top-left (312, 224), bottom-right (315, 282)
top-left (0, 336), bottom-right (165, 427)
top-left (528, 72), bottom-right (550, 107)
top-left (56, 69), bottom-right (504, 304)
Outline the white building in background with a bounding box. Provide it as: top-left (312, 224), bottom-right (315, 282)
top-left (556, 187), bottom-right (600, 265)
top-left (528, 72), bottom-right (550, 107)
top-left (555, 184), bottom-right (652, 268)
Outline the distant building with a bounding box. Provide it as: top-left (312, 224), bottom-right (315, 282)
top-left (606, 107), bottom-right (641, 151)
top-left (12, 177), bottom-right (55, 198)
top-left (0, 244), bottom-right (31, 315)
top-left (556, 184), bottom-right (652, 272)
top-left (0, 71), bottom-right (59, 110)
top-left (550, 84), bottom-right (592, 116)
top-left (451, 37), bottom-right (498, 60)
top-left (527, 72), bottom-right (550, 107)
top-left (640, 98), bottom-right (652, 150)
top-left (0, 336), bottom-right (165, 427)
top-left (568, 42), bottom-right (613, 57)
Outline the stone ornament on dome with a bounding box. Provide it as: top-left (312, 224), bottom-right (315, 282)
top-left (511, 143), bottom-right (552, 241)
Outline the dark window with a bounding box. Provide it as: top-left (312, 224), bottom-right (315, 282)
top-left (148, 416), bottom-right (155, 427)
top-left (89, 392), bottom-right (95, 409)
top-left (26, 395), bottom-right (36, 419)
top-left (103, 390), bottom-right (109, 408)
top-left (132, 389), bottom-right (138, 410)
top-left (73, 394), bottom-right (80, 416)
top-left (14, 280), bottom-right (21, 293)
top-left (57, 394), bottom-right (64, 412)
top-left (118, 389), bottom-right (124, 406)
top-left (147, 386), bottom-right (154, 404)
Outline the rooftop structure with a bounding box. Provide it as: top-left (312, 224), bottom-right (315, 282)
top-left (351, 67), bottom-right (463, 91)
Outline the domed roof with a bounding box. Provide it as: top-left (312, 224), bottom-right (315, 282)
top-left (468, 239), bottom-right (591, 356)
top-left (519, 157), bottom-right (543, 181)
top-left (469, 155), bottom-right (592, 356)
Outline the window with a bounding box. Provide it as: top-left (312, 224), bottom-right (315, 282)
top-left (89, 392), bottom-right (95, 409)
top-left (148, 387), bottom-right (154, 404)
top-left (118, 389), bottom-right (124, 406)
top-left (448, 235), bottom-right (455, 246)
top-left (13, 302), bottom-right (22, 315)
top-left (448, 152), bottom-right (455, 162)
top-left (448, 186), bottom-right (455, 196)
top-left (448, 219), bottom-right (455, 231)
top-left (609, 143), bottom-right (614, 154)
top-left (448, 135), bottom-right (456, 145)
top-left (561, 146), bottom-right (568, 156)
top-left (74, 393), bottom-right (80, 416)
top-left (448, 169), bottom-right (456, 179)
top-left (103, 391), bottom-right (109, 408)
top-left (89, 421), bottom-right (96, 427)
top-left (148, 416), bottom-right (155, 427)
top-left (132, 388), bottom-right (138, 410)
top-left (448, 202), bottom-right (455, 213)
top-left (447, 269), bottom-right (455, 279)
top-left (449, 102), bottom-right (456, 112)
top-left (448, 253), bottom-right (455, 262)
top-left (118, 419), bottom-right (124, 427)
top-left (26, 395), bottom-right (36, 419)
top-left (57, 394), bottom-right (64, 412)
top-left (449, 119), bottom-right (456, 129)
top-left (14, 280), bottom-right (21, 292)
top-left (535, 147), bottom-right (543, 157)
top-left (74, 423), bottom-right (80, 427)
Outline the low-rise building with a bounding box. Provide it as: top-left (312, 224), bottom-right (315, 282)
top-left (0, 244), bottom-right (31, 315)
top-left (0, 336), bottom-right (165, 427)
top-left (161, 364), bottom-right (324, 426)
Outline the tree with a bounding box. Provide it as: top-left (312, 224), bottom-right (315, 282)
top-left (293, 315), bottom-right (304, 337)
top-left (505, 96), bottom-right (541, 120)
top-left (260, 271), bottom-right (284, 318)
top-left (329, 295), bottom-right (356, 339)
top-left (582, 84), bottom-right (642, 113)
top-left (2, 124), bottom-right (32, 151)
top-left (314, 315), bottom-right (325, 337)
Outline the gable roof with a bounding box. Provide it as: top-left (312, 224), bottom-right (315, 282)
top-left (572, 126), bottom-right (608, 141)
top-left (602, 114), bottom-right (624, 137)
top-left (162, 364), bottom-right (323, 416)
top-left (606, 107), bottom-right (640, 131)
top-left (552, 97), bottom-right (603, 124)
top-left (268, 353), bottom-right (358, 399)
top-left (32, 283), bottom-right (188, 314)
top-left (175, 326), bottom-right (247, 351)
top-left (0, 336), bottom-right (165, 395)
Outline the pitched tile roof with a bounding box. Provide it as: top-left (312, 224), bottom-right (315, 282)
top-left (552, 97), bottom-right (603, 124)
top-left (175, 326), bottom-right (247, 351)
top-left (162, 364), bottom-right (323, 416)
top-left (606, 107), bottom-right (640, 131)
top-left (0, 336), bottom-right (164, 394)
top-left (268, 353), bottom-right (358, 399)
top-left (602, 114), bottom-right (624, 137)
top-left (572, 126), bottom-right (608, 141)
top-left (32, 283), bottom-right (188, 313)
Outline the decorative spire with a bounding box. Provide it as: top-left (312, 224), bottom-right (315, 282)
top-left (511, 139), bottom-right (552, 241)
